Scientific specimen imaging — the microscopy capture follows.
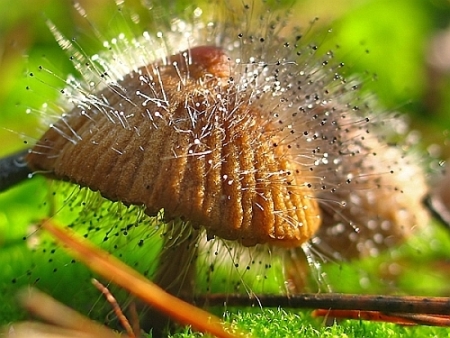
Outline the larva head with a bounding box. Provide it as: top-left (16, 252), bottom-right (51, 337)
top-left (26, 45), bottom-right (322, 247)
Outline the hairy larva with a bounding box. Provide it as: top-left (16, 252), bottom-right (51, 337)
top-left (0, 0), bottom-right (438, 334)
top-left (26, 43), bottom-right (322, 247)
top-left (25, 2), bottom-right (429, 250)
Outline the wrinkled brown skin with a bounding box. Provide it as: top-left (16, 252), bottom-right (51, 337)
top-left (26, 46), bottom-right (321, 248)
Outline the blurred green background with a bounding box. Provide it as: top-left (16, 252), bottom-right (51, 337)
top-left (2, 0), bottom-right (450, 157)
top-left (1, 0), bottom-right (450, 337)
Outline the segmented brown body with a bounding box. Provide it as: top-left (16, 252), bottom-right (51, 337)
top-left (27, 46), bottom-right (321, 247)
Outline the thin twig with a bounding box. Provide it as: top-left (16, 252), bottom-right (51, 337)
top-left (192, 293), bottom-right (450, 316)
top-left (91, 279), bottom-right (136, 338)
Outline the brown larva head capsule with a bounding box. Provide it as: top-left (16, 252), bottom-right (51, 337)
top-left (26, 45), bottom-right (321, 247)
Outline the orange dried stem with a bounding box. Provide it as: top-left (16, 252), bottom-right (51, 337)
top-left (41, 219), bottom-right (243, 338)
